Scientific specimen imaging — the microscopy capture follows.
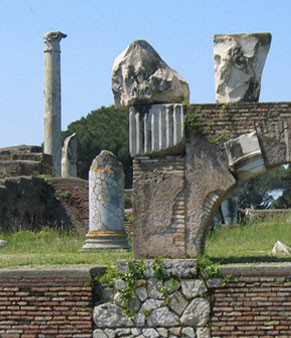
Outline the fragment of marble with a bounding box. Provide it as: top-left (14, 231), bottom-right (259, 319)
top-left (112, 40), bottom-right (190, 107)
top-left (182, 327), bottom-right (196, 337)
top-left (140, 298), bottom-right (164, 312)
top-left (197, 327), bottom-right (211, 338)
top-left (214, 32), bottom-right (271, 103)
top-left (131, 328), bottom-right (142, 336)
top-left (157, 328), bottom-right (169, 337)
top-left (181, 279), bottom-right (207, 299)
top-left (147, 306), bottom-right (180, 327)
top-left (93, 303), bottom-right (133, 327)
top-left (142, 328), bottom-right (160, 338)
top-left (272, 240), bottom-right (291, 255)
top-left (169, 327), bottom-right (181, 336)
top-left (168, 291), bottom-right (188, 315)
top-left (180, 298), bottom-right (210, 326)
top-left (61, 132), bottom-right (77, 178)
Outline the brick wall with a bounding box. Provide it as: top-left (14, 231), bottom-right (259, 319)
top-left (0, 268), bottom-right (104, 338)
top-left (212, 263), bottom-right (291, 338)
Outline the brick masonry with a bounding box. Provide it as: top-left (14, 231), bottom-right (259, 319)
top-left (0, 268), bottom-right (105, 338)
top-left (212, 263), bottom-right (291, 338)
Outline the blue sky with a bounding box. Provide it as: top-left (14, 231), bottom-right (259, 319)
top-left (1, 0), bottom-right (291, 148)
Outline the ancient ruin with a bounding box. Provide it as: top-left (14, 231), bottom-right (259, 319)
top-left (61, 133), bottom-right (77, 178)
top-left (214, 33), bottom-right (271, 103)
top-left (43, 31), bottom-right (67, 176)
top-left (82, 150), bottom-right (129, 251)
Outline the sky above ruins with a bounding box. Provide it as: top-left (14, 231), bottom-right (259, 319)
top-left (0, 0), bottom-right (291, 148)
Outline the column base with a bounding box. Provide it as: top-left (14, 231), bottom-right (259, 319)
top-left (81, 230), bottom-right (130, 251)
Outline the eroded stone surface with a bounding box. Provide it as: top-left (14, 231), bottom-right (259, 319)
top-left (214, 32), bottom-right (271, 103)
top-left (181, 280), bottom-right (207, 299)
top-left (147, 306), bottom-right (180, 327)
top-left (197, 327), bottom-right (211, 338)
top-left (168, 291), bottom-right (188, 316)
top-left (112, 40), bottom-right (189, 107)
top-left (93, 303), bottom-right (133, 328)
top-left (272, 240), bottom-right (291, 255)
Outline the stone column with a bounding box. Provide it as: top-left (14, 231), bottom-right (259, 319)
top-left (82, 150), bottom-right (129, 251)
top-left (61, 133), bottom-right (77, 178)
top-left (43, 31), bottom-right (67, 176)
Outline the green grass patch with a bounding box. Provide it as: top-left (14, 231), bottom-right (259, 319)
top-left (0, 228), bottom-right (132, 269)
top-left (205, 217), bottom-right (291, 263)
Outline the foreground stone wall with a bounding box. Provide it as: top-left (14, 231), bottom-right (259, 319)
top-left (0, 267), bottom-right (105, 338)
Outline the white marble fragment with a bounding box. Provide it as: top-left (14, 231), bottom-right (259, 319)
top-left (61, 133), bottom-right (77, 178)
top-left (214, 32), bottom-right (271, 103)
top-left (180, 298), bottom-right (210, 326)
top-left (181, 279), bottom-right (207, 299)
top-left (112, 40), bottom-right (189, 107)
top-left (272, 240), bottom-right (291, 255)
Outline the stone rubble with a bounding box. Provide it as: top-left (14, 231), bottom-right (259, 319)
top-left (93, 259), bottom-right (211, 337)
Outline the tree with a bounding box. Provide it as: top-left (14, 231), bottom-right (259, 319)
top-left (62, 105), bottom-right (132, 187)
top-left (270, 165), bottom-right (291, 209)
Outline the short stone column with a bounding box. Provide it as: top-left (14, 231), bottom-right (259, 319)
top-left (43, 31), bottom-right (67, 176)
top-left (61, 133), bottom-right (77, 178)
top-left (82, 150), bottom-right (129, 251)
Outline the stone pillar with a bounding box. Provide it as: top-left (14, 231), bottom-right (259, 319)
top-left (43, 31), bottom-right (67, 176)
top-left (61, 133), bottom-right (77, 178)
top-left (82, 150), bottom-right (129, 251)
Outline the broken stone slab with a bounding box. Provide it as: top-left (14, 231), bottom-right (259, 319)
top-left (224, 130), bottom-right (266, 181)
top-left (112, 40), bottom-right (190, 107)
top-left (214, 32), bottom-right (271, 103)
top-left (271, 240), bottom-right (291, 255)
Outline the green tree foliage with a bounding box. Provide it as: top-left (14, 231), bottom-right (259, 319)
top-left (62, 106), bottom-right (132, 187)
top-left (233, 166), bottom-right (286, 209)
top-left (270, 166), bottom-right (291, 209)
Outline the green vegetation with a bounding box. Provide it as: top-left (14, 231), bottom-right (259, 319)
top-left (0, 228), bottom-right (132, 269)
top-left (62, 105), bottom-right (132, 187)
top-left (205, 216), bottom-right (291, 263)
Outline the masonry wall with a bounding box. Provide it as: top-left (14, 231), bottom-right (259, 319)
top-left (0, 268), bottom-right (103, 338)
top-left (212, 264), bottom-right (291, 338)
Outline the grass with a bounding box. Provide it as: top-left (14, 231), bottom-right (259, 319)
top-left (205, 215), bottom-right (291, 263)
top-left (0, 227), bottom-right (132, 269)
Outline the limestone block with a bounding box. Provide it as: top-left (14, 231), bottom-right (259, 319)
top-left (181, 327), bottom-right (196, 337)
top-left (180, 298), bottom-right (210, 326)
top-left (93, 329), bottom-right (107, 338)
top-left (224, 130), bottom-right (266, 181)
top-left (197, 327), bottom-right (211, 338)
top-left (142, 328), bottom-right (160, 338)
top-left (168, 291), bottom-right (188, 316)
top-left (147, 278), bottom-right (164, 299)
top-left (181, 279), bottom-right (207, 299)
top-left (214, 32), bottom-right (271, 103)
top-left (147, 306), bottom-right (180, 327)
top-left (112, 40), bottom-right (189, 107)
top-left (104, 329), bottom-right (115, 338)
top-left (271, 240), bottom-right (291, 255)
top-left (135, 286), bottom-right (148, 302)
top-left (93, 303), bottom-right (133, 327)
top-left (61, 133), bottom-right (77, 178)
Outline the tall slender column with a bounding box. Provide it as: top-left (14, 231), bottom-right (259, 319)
top-left (43, 31), bottom-right (67, 176)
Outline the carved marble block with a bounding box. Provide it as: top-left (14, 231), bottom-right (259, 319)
top-left (82, 150), bottom-right (129, 251)
top-left (214, 33), bottom-right (271, 103)
top-left (112, 40), bottom-right (190, 107)
top-left (43, 31), bottom-right (67, 176)
top-left (61, 133), bottom-right (77, 178)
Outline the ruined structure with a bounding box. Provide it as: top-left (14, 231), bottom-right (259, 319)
top-left (61, 133), bottom-right (77, 178)
top-left (82, 150), bottom-right (129, 251)
top-left (43, 31), bottom-right (67, 176)
top-left (111, 34), bottom-right (280, 258)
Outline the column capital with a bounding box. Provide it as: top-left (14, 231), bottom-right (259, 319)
top-left (44, 31), bottom-right (67, 52)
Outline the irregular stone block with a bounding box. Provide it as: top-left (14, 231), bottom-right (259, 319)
top-left (271, 240), bottom-right (291, 255)
top-left (224, 130), bottom-right (266, 181)
top-left (181, 279), bottom-right (207, 299)
top-left (168, 291), bottom-right (188, 316)
top-left (147, 306), bottom-right (180, 327)
top-left (93, 329), bottom-right (107, 338)
top-left (180, 298), bottom-right (210, 326)
top-left (135, 286), bottom-right (148, 302)
top-left (147, 278), bottom-right (164, 299)
top-left (214, 32), bottom-right (271, 103)
top-left (112, 40), bottom-right (189, 107)
top-left (104, 329), bottom-right (115, 338)
top-left (206, 278), bottom-right (224, 288)
top-left (142, 328), bottom-right (160, 338)
top-left (93, 303), bottom-right (133, 328)
top-left (181, 327), bottom-right (196, 337)
top-left (197, 327), bottom-right (211, 338)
